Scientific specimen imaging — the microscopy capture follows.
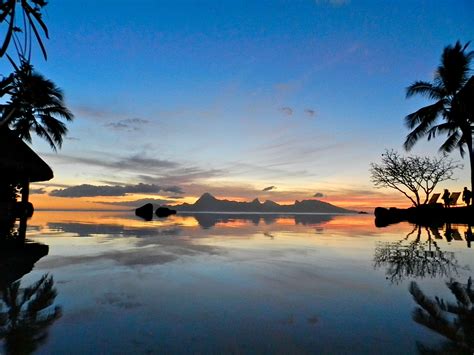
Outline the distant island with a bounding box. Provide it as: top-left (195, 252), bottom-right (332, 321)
top-left (169, 193), bottom-right (355, 214)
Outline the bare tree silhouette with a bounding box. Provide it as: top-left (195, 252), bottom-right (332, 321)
top-left (374, 225), bottom-right (460, 284)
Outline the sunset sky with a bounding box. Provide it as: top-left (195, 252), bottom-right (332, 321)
top-left (5, 0), bottom-right (472, 211)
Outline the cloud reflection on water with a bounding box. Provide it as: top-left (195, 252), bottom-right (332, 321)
top-left (19, 211), bottom-right (474, 353)
top-left (28, 212), bottom-right (371, 270)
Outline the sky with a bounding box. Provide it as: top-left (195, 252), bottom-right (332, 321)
top-left (4, 0), bottom-right (473, 211)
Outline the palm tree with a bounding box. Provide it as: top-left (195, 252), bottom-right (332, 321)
top-left (404, 41), bottom-right (474, 192)
top-left (409, 278), bottom-right (474, 353)
top-left (0, 0), bottom-right (49, 60)
top-left (1, 61), bottom-right (73, 151)
top-left (0, 274), bottom-right (62, 354)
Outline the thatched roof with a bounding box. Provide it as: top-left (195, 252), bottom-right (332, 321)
top-left (0, 129), bottom-right (53, 182)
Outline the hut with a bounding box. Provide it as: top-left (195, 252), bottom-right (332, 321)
top-left (0, 128), bottom-right (53, 215)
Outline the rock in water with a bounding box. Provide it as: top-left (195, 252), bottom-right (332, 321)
top-left (135, 203), bottom-right (154, 221)
top-left (155, 207), bottom-right (177, 218)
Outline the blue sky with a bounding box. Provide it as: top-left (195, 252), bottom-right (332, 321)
top-left (8, 0), bottom-right (473, 210)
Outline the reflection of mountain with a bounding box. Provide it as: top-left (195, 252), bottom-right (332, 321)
top-left (192, 213), bottom-right (335, 229)
top-left (172, 193), bottom-right (354, 213)
top-left (374, 225), bottom-right (461, 284)
top-left (410, 278), bottom-right (474, 353)
top-left (48, 213), bottom-right (336, 232)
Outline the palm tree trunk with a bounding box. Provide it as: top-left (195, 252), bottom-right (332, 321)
top-left (467, 137), bottom-right (474, 199)
top-left (470, 146), bottom-right (474, 199)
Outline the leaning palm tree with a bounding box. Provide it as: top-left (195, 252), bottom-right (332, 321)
top-left (0, 61), bottom-right (73, 151)
top-left (404, 41), bottom-right (474, 192)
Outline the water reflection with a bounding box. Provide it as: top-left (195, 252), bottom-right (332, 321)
top-left (374, 224), bottom-right (461, 284)
top-left (0, 274), bottom-right (61, 355)
top-left (19, 211), bottom-right (474, 353)
top-left (0, 216), bottom-right (61, 355)
top-left (182, 213), bottom-right (335, 229)
top-left (410, 278), bottom-right (474, 354)
top-left (29, 212), bottom-right (341, 236)
top-left (0, 217), bottom-right (49, 288)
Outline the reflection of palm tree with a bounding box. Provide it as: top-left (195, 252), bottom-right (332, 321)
top-left (0, 274), bottom-right (61, 355)
top-left (410, 278), bottom-right (474, 353)
top-left (1, 61), bottom-right (73, 151)
top-left (374, 225), bottom-right (460, 284)
top-left (404, 41), bottom-right (474, 192)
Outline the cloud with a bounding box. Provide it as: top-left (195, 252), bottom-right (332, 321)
top-left (45, 153), bottom-right (179, 171)
top-left (136, 167), bottom-right (225, 186)
top-left (313, 192), bottom-right (324, 198)
top-left (95, 198), bottom-right (175, 207)
top-left (50, 183), bottom-right (183, 198)
top-left (41, 248), bottom-right (179, 268)
top-left (278, 107), bottom-right (293, 116)
top-left (43, 152), bottom-right (228, 198)
top-left (65, 136), bottom-right (80, 141)
top-left (30, 188), bottom-right (47, 195)
top-left (31, 181), bottom-right (71, 188)
top-left (97, 292), bottom-right (142, 310)
top-left (74, 105), bottom-right (116, 120)
top-left (105, 118), bottom-right (150, 131)
top-left (262, 186), bottom-right (276, 192)
top-left (315, 0), bottom-right (350, 6)
top-left (304, 109), bottom-right (316, 117)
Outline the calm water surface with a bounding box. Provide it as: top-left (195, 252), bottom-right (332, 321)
top-left (2, 211), bottom-right (473, 354)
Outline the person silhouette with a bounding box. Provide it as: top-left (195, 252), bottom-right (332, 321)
top-left (444, 223), bottom-right (453, 242)
top-left (442, 189), bottom-right (450, 208)
top-left (462, 187), bottom-right (472, 206)
top-left (465, 226), bottom-right (473, 248)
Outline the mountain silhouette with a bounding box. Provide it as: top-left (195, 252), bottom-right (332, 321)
top-left (171, 193), bottom-right (354, 213)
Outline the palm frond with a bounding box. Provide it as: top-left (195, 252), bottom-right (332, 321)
top-left (404, 101), bottom-right (446, 151)
top-left (404, 100), bottom-right (445, 130)
top-left (426, 122), bottom-right (457, 140)
top-left (33, 122), bottom-right (57, 151)
top-left (437, 41), bottom-right (473, 95)
top-left (5, 62), bottom-right (73, 150)
top-left (439, 131), bottom-right (462, 154)
top-left (406, 81), bottom-right (446, 100)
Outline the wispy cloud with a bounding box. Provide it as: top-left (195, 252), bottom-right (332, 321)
top-left (137, 167), bottom-right (226, 186)
top-left (73, 105), bottom-right (116, 120)
top-left (278, 107), bottom-right (293, 116)
top-left (262, 185), bottom-right (276, 191)
top-left (43, 152), bottom-right (228, 198)
top-left (304, 109), bottom-right (316, 117)
top-left (30, 188), bottom-right (47, 195)
top-left (44, 153), bottom-right (179, 171)
top-left (315, 0), bottom-right (350, 7)
top-left (50, 183), bottom-right (183, 198)
top-left (105, 118), bottom-right (150, 131)
top-left (95, 198), bottom-right (174, 207)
